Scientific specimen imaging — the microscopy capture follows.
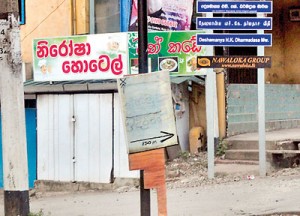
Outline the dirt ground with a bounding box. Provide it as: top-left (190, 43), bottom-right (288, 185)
top-left (2, 152), bottom-right (300, 216)
top-left (165, 152), bottom-right (300, 189)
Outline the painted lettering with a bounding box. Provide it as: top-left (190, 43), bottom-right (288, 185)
top-left (36, 39), bottom-right (91, 58)
top-left (168, 35), bottom-right (201, 53)
top-left (148, 36), bottom-right (163, 55)
top-left (62, 54), bottom-right (123, 75)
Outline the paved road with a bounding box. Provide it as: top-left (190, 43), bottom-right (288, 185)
top-left (0, 174), bottom-right (298, 216)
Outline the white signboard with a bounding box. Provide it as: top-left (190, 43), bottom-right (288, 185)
top-left (118, 71), bottom-right (178, 153)
top-left (33, 33), bottom-right (129, 81)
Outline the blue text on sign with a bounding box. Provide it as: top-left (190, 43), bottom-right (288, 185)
top-left (197, 17), bottom-right (272, 30)
top-left (197, 1), bottom-right (273, 14)
top-left (196, 34), bottom-right (272, 47)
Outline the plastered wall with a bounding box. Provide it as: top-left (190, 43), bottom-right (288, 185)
top-left (20, 0), bottom-right (89, 64)
top-left (189, 83), bottom-right (206, 132)
top-left (266, 1), bottom-right (300, 84)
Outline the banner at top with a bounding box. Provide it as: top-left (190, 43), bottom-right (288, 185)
top-left (129, 0), bottom-right (194, 31)
top-left (197, 1), bottom-right (273, 14)
top-left (32, 31), bottom-right (211, 82)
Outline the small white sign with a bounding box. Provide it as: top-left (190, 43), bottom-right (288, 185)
top-left (118, 71), bottom-right (178, 153)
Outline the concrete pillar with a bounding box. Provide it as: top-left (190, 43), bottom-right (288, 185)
top-left (215, 68), bottom-right (227, 139)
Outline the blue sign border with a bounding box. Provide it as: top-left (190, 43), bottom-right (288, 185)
top-left (19, 0), bottom-right (25, 25)
top-left (196, 17), bottom-right (272, 30)
top-left (197, 1), bottom-right (273, 14)
top-left (196, 34), bottom-right (272, 47)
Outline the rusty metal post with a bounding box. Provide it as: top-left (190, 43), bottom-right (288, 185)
top-left (137, 0), bottom-right (150, 215)
top-left (0, 0), bottom-right (30, 215)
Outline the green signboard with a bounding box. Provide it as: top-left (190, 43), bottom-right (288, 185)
top-left (128, 30), bottom-right (208, 76)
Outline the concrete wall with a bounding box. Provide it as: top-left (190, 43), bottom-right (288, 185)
top-left (227, 84), bottom-right (300, 136)
top-left (172, 83), bottom-right (190, 151)
top-left (265, 1), bottom-right (300, 84)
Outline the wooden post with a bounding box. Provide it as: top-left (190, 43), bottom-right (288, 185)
top-left (0, 0), bottom-right (30, 215)
top-left (129, 149), bottom-right (167, 216)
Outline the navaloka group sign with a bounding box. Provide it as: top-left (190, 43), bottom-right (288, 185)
top-left (197, 56), bottom-right (272, 68)
top-left (32, 31), bottom-right (208, 81)
top-left (117, 71), bottom-right (178, 153)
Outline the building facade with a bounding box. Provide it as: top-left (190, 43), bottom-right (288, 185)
top-left (17, 0), bottom-right (300, 185)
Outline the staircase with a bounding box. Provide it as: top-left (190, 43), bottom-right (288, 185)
top-left (222, 130), bottom-right (300, 168)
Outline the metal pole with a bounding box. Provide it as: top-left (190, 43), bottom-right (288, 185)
top-left (205, 12), bottom-right (215, 179)
top-left (0, 0), bottom-right (30, 215)
top-left (89, 0), bottom-right (95, 34)
top-left (137, 0), bottom-right (150, 215)
top-left (206, 70), bottom-right (215, 179)
top-left (257, 13), bottom-right (266, 177)
top-left (138, 0), bottom-right (148, 74)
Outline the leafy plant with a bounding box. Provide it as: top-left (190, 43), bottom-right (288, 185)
top-left (178, 151), bottom-right (190, 160)
top-left (28, 209), bottom-right (51, 216)
top-left (216, 140), bottom-right (228, 157)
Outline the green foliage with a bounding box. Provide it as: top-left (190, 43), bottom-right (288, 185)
top-left (216, 140), bottom-right (228, 156)
top-left (178, 151), bottom-right (190, 160)
top-left (28, 209), bottom-right (51, 216)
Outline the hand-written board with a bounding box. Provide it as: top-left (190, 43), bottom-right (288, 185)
top-left (117, 71), bottom-right (178, 153)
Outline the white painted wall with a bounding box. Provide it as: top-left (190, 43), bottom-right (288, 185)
top-left (171, 83), bottom-right (190, 151)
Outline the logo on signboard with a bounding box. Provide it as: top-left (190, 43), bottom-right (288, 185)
top-left (197, 57), bottom-right (211, 67)
top-left (197, 56), bottom-right (272, 68)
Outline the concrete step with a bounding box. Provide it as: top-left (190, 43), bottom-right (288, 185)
top-left (223, 128), bottom-right (300, 167)
top-left (225, 150), bottom-right (260, 161)
top-left (270, 150), bottom-right (300, 168)
top-left (215, 158), bottom-right (259, 165)
top-left (227, 140), bottom-right (277, 150)
top-left (226, 140), bottom-right (300, 151)
top-left (225, 149), bottom-right (300, 163)
top-left (227, 120), bottom-right (300, 137)
top-left (227, 140), bottom-right (258, 150)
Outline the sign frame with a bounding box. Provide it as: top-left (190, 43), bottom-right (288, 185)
top-left (117, 71), bottom-right (178, 154)
top-left (128, 31), bottom-right (209, 76)
top-left (197, 0), bottom-right (273, 14)
top-left (197, 56), bottom-right (272, 68)
top-left (196, 17), bottom-right (272, 30)
top-left (32, 33), bottom-right (129, 81)
top-left (196, 33), bottom-right (272, 47)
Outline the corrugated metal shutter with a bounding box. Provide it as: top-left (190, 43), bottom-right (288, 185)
top-left (37, 94), bottom-right (73, 181)
top-left (74, 94), bottom-right (113, 183)
top-left (37, 94), bottom-right (114, 183)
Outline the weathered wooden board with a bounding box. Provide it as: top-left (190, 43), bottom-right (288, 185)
top-left (129, 149), bottom-right (167, 216)
top-left (117, 71), bottom-right (178, 153)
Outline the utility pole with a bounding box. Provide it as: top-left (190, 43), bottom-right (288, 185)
top-left (0, 0), bottom-right (30, 215)
top-left (137, 0), bottom-right (150, 215)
